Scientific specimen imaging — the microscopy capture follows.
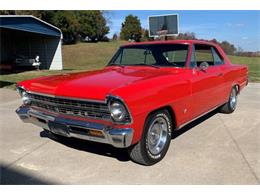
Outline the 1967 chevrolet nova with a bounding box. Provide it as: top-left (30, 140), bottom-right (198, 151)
top-left (16, 40), bottom-right (248, 165)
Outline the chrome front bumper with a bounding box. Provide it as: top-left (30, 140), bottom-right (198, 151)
top-left (16, 106), bottom-right (133, 148)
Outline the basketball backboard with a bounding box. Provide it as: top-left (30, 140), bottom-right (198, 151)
top-left (148, 14), bottom-right (179, 37)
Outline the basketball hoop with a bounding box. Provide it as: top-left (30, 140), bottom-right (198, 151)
top-left (148, 14), bottom-right (179, 39)
top-left (156, 30), bottom-right (168, 40)
top-left (157, 30), bottom-right (168, 36)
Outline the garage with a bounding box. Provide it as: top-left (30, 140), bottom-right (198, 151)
top-left (0, 15), bottom-right (63, 71)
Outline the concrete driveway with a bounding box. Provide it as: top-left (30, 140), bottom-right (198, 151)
top-left (0, 84), bottom-right (259, 184)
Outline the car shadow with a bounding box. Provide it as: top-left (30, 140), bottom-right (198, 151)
top-left (171, 109), bottom-right (218, 139)
top-left (40, 109), bottom-right (218, 163)
top-left (0, 80), bottom-right (15, 88)
top-left (1, 164), bottom-right (56, 185)
top-left (40, 130), bottom-right (130, 162)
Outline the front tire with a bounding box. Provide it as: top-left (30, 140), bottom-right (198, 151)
top-left (128, 109), bottom-right (172, 166)
top-left (219, 86), bottom-right (238, 114)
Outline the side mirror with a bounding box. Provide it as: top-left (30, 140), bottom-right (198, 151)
top-left (199, 62), bottom-right (209, 71)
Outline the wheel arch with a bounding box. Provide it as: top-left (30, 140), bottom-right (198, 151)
top-left (232, 83), bottom-right (240, 94)
top-left (145, 105), bottom-right (177, 130)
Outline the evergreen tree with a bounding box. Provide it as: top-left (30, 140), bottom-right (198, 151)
top-left (120, 15), bottom-right (142, 42)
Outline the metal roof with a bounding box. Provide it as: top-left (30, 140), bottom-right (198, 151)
top-left (0, 15), bottom-right (62, 37)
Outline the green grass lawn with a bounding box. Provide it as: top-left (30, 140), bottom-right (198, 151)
top-left (228, 55), bottom-right (260, 82)
top-left (0, 41), bottom-right (259, 89)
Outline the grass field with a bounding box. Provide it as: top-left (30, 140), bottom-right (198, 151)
top-left (228, 55), bottom-right (260, 82)
top-left (0, 41), bottom-right (259, 89)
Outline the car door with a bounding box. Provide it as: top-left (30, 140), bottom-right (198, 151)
top-left (210, 46), bottom-right (229, 104)
top-left (188, 44), bottom-right (224, 118)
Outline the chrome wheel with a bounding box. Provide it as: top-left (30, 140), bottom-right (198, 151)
top-left (147, 116), bottom-right (168, 155)
top-left (230, 88), bottom-right (237, 110)
top-left (128, 110), bottom-right (172, 165)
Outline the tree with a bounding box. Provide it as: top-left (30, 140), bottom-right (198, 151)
top-left (112, 33), bottom-right (118, 41)
top-left (50, 11), bottom-right (80, 44)
top-left (120, 15), bottom-right (142, 42)
top-left (15, 10), bottom-right (55, 21)
top-left (75, 11), bottom-right (110, 42)
top-left (0, 10), bottom-right (16, 15)
top-left (141, 29), bottom-right (154, 41)
top-left (210, 38), bottom-right (218, 44)
top-left (220, 41), bottom-right (237, 55)
top-left (236, 46), bottom-right (244, 53)
top-left (175, 32), bottom-right (196, 40)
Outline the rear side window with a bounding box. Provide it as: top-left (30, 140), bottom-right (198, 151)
top-left (193, 44), bottom-right (224, 67)
top-left (211, 47), bottom-right (224, 65)
top-left (194, 45), bottom-right (214, 66)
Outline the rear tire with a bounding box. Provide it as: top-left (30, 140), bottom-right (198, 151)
top-left (128, 109), bottom-right (172, 166)
top-left (219, 86), bottom-right (238, 114)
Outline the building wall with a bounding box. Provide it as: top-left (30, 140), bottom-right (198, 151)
top-left (48, 38), bottom-right (63, 70)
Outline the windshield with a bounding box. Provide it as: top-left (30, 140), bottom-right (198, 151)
top-left (108, 44), bottom-right (189, 68)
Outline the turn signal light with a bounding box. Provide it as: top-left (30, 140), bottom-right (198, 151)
top-left (88, 130), bottom-right (104, 138)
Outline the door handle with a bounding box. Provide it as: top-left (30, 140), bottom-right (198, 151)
top-left (217, 73), bottom-right (223, 76)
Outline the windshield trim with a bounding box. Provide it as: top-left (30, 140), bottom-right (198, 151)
top-left (107, 43), bottom-right (190, 68)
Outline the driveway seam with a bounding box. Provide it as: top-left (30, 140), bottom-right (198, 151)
top-left (3, 140), bottom-right (50, 170)
top-left (218, 115), bottom-right (260, 184)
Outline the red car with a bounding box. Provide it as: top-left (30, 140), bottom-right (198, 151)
top-left (16, 40), bottom-right (248, 165)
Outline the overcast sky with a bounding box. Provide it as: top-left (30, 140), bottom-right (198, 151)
top-left (107, 10), bottom-right (260, 52)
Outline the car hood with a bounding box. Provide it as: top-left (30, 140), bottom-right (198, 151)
top-left (19, 66), bottom-right (182, 100)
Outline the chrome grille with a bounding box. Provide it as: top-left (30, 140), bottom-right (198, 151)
top-left (28, 93), bottom-right (111, 120)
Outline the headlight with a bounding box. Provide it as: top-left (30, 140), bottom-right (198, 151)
top-left (110, 101), bottom-right (127, 122)
top-left (21, 91), bottom-right (31, 105)
top-left (16, 86), bottom-right (31, 105)
top-left (16, 86), bottom-right (24, 97)
top-left (107, 96), bottom-right (131, 123)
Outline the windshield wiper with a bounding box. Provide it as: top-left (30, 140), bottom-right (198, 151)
top-left (133, 63), bottom-right (160, 69)
top-left (109, 63), bottom-right (160, 69)
top-left (108, 63), bottom-right (124, 67)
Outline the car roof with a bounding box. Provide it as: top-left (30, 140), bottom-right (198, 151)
top-left (123, 40), bottom-right (218, 47)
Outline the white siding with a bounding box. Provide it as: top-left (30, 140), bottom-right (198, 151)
top-left (49, 39), bottom-right (63, 70)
